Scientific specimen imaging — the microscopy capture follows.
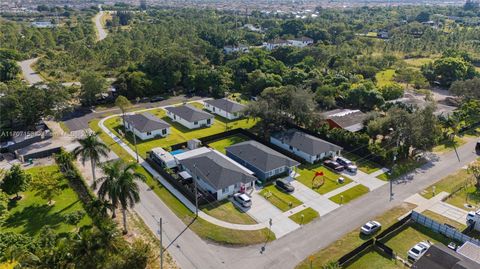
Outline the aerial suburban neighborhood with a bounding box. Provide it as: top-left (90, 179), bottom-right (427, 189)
top-left (2, 0), bottom-right (480, 269)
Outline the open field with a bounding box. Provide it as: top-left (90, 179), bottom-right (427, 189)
top-left (329, 185), bottom-right (370, 204)
top-left (288, 207), bottom-right (319, 225)
top-left (104, 106), bottom-right (257, 158)
top-left (295, 163), bottom-right (353, 194)
top-left (296, 203), bottom-right (415, 269)
top-left (89, 119), bottom-right (275, 245)
top-left (404, 57), bottom-right (435, 68)
top-left (376, 69), bottom-right (396, 87)
top-left (1, 165), bottom-right (92, 236)
top-left (201, 200), bottom-right (257, 225)
top-left (259, 184), bottom-right (303, 212)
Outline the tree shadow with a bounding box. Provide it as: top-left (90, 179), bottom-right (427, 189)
top-left (3, 204), bottom-right (63, 236)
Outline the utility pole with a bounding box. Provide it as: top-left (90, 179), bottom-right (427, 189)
top-left (133, 131), bottom-right (139, 163)
top-left (159, 218), bottom-right (163, 269)
top-left (194, 164), bottom-right (199, 217)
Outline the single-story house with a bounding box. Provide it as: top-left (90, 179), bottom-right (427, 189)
top-left (287, 37), bottom-right (314, 48)
top-left (412, 243), bottom-right (480, 269)
top-left (123, 112), bottom-right (170, 140)
top-left (204, 98), bottom-right (246, 120)
top-left (223, 44), bottom-right (249, 54)
top-left (226, 140), bottom-right (300, 181)
top-left (177, 148), bottom-right (256, 200)
top-left (165, 104), bottom-right (214, 129)
top-left (320, 109), bottom-right (367, 133)
top-left (263, 39), bottom-right (290, 50)
top-left (270, 129), bottom-right (342, 164)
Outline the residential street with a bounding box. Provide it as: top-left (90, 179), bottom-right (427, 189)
top-left (93, 7), bottom-right (108, 41)
top-left (18, 58), bottom-right (43, 85)
top-left (131, 138), bottom-right (478, 269)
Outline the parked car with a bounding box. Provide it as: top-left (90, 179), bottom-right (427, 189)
top-left (276, 179), bottom-right (295, 193)
top-left (150, 96), bottom-right (165, 102)
top-left (336, 157), bottom-right (358, 173)
top-left (360, 220), bottom-right (381, 235)
top-left (139, 97), bottom-right (150, 103)
top-left (323, 160), bottom-right (344, 172)
top-left (408, 242), bottom-right (431, 261)
top-left (233, 193), bottom-right (252, 208)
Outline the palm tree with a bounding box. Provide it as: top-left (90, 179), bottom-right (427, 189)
top-left (95, 160), bottom-right (146, 234)
top-left (73, 131), bottom-right (110, 182)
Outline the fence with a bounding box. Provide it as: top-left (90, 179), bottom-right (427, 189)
top-left (411, 211), bottom-right (480, 246)
top-left (338, 239), bottom-right (375, 267)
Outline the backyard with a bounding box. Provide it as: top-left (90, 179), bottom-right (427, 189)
top-left (345, 250), bottom-right (405, 269)
top-left (295, 203), bottom-right (416, 269)
top-left (206, 134), bottom-right (250, 154)
top-left (295, 163), bottom-right (353, 195)
top-left (1, 165), bottom-right (92, 236)
top-left (259, 184), bottom-right (303, 212)
top-left (104, 104), bottom-right (257, 158)
top-left (329, 184), bottom-right (370, 205)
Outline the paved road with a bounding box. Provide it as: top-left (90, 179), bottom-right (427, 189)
top-left (94, 10), bottom-right (108, 41)
top-left (18, 58), bottom-right (43, 85)
top-left (128, 136), bottom-right (478, 269)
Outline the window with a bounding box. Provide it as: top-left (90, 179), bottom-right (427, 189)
top-left (213, 107), bottom-right (216, 112)
top-left (207, 119), bottom-right (211, 124)
top-left (194, 121), bottom-right (198, 125)
top-left (289, 145), bottom-right (293, 150)
top-left (162, 129), bottom-right (167, 135)
top-left (222, 187), bottom-right (229, 193)
top-left (147, 132), bottom-right (152, 136)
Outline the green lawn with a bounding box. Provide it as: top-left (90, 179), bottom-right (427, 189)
top-left (1, 165), bottom-right (92, 236)
top-left (345, 250), bottom-right (404, 269)
top-left (259, 184), bottom-right (303, 212)
top-left (381, 223), bottom-right (453, 260)
top-left (377, 159), bottom-right (424, 181)
top-left (201, 200), bottom-right (257, 225)
top-left (104, 106), bottom-right (257, 158)
top-left (295, 203), bottom-right (415, 269)
top-left (376, 69), bottom-right (396, 87)
top-left (89, 119), bottom-right (275, 245)
top-left (295, 163), bottom-right (352, 195)
top-left (329, 185), bottom-right (370, 205)
top-left (342, 152), bottom-right (383, 174)
top-left (422, 210), bottom-right (466, 231)
top-left (432, 136), bottom-right (466, 154)
top-left (288, 207), bottom-right (319, 225)
top-left (404, 57), bottom-right (435, 68)
top-left (207, 134), bottom-right (250, 154)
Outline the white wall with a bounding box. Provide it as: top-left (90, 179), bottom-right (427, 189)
top-left (167, 111), bottom-right (214, 129)
top-left (270, 136), bottom-right (339, 164)
top-left (124, 121), bottom-right (170, 140)
top-left (204, 103), bottom-right (241, 120)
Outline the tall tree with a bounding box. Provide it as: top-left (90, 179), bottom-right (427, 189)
top-left (115, 95), bottom-right (132, 135)
top-left (79, 72), bottom-right (107, 107)
top-left (95, 160), bottom-right (146, 233)
top-left (0, 164), bottom-right (32, 199)
top-left (73, 131), bottom-right (110, 183)
top-left (467, 163), bottom-right (480, 190)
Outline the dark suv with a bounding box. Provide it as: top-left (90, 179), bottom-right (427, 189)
top-left (275, 179), bottom-right (295, 193)
top-left (323, 160), bottom-right (344, 172)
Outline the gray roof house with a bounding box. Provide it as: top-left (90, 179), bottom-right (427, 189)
top-left (165, 104), bottom-right (214, 129)
top-left (270, 129), bottom-right (342, 164)
top-left (320, 109), bottom-right (367, 132)
top-left (178, 149), bottom-right (256, 200)
top-left (412, 243), bottom-right (480, 269)
top-left (123, 112), bottom-right (170, 140)
top-left (204, 98), bottom-right (246, 119)
top-left (226, 140), bottom-right (300, 181)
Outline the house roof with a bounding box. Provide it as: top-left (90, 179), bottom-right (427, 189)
top-left (268, 38), bottom-right (289, 44)
top-left (320, 109), bottom-right (367, 132)
top-left (204, 98), bottom-right (246, 114)
top-left (457, 242), bottom-right (480, 264)
top-left (271, 129), bottom-right (342, 156)
top-left (124, 112), bottom-right (170, 133)
top-left (165, 104), bottom-right (214, 122)
top-left (412, 244), bottom-right (480, 269)
top-left (226, 140), bottom-right (300, 172)
top-left (179, 150), bottom-right (256, 190)
top-left (289, 36), bottom-right (314, 42)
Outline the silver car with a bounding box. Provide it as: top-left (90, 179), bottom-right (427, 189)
top-left (360, 220), bottom-right (381, 235)
top-left (234, 193), bottom-right (252, 208)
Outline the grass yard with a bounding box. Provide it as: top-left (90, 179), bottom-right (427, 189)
top-left (296, 163), bottom-right (352, 195)
top-left (89, 119), bottom-right (275, 245)
top-left (295, 203), bottom-right (415, 269)
top-left (206, 134), bottom-right (250, 154)
top-left (432, 136), bottom-right (466, 154)
top-left (422, 210), bottom-right (466, 231)
top-left (342, 152), bottom-right (382, 174)
top-left (345, 250), bottom-right (404, 269)
top-left (259, 184), bottom-right (303, 212)
top-left (329, 184), bottom-right (370, 205)
top-left (375, 69), bottom-right (396, 87)
top-left (377, 159), bottom-right (424, 181)
top-left (104, 106), bottom-right (257, 158)
top-left (1, 165), bottom-right (92, 236)
top-left (201, 200), bottom-right (257, 225)
top-left (288, 207), bottom-right (319, 225)
top-left (381, 223), bottom-right (452, 260)
top-left (404, 57), bottom-right (434, 68)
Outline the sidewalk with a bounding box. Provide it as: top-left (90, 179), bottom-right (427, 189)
top-left (341, 169), bottom-right (387, 190)
top-left (405, 192), bottom-right (468, 225)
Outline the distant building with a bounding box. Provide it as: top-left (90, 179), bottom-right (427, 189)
top-left (270, 129), bottom-right (342, 164)
top-left (31, 21), bottom-right (55, 28)
top-left (204, 98), bottom-right (246, 120)
top-left (243, 24), bottom-right (263, 32)
top-left (320, 109), bottom-right (367, 133)
top-left (223, 44), bottom-right (249, 54)
top-left (287, 37), bottom-right (314, 48)
top-left (176, 147), bottom-right (256, 200)
top-left (264, 39), bottom-right (290, 50)
top-left (165, 104), bottom-right (214, 129)
top-left (123, 112), bottom-right (170, 140)
top-left (226, 140), bottom-right (300, 181)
